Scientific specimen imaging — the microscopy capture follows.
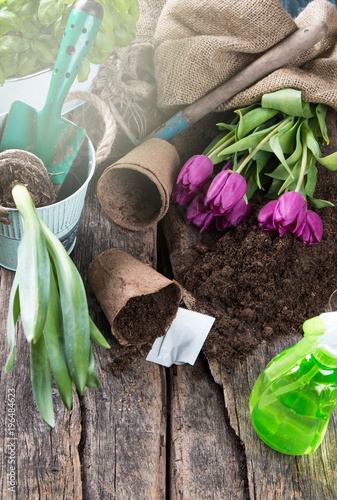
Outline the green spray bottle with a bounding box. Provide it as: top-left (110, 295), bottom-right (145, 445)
top-left (249, 311), bottom-right (337, 455)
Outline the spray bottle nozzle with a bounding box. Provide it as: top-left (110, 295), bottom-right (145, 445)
top-left (302, 311), bottom-right (337, 360)
top-left (303, 316), bottom-right (326, 338)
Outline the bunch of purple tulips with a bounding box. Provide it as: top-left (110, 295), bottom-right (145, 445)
top-left (171, 154), bottom-right (323, 246)
top-left (170, 88), bottom-right (337, 246)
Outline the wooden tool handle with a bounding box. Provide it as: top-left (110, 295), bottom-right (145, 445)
top-left (184, 21), bottom-right (328, 125)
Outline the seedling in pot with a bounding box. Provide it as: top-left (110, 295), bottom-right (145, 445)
top-left (5, 182), bottom-right (110, 428)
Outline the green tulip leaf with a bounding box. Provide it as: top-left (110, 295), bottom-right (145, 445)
top-left (30, 334), bottom-right (55, 428)
top-left (43, 268), bottom-right (73, 411)
top-left (304, 161), bottom-right (317, 198)
top-left (245, 175), bottom-right (259, 200)
top-left (219, 122), bottom-right (279, 157)
top-left (314, 103), bottom-right (329, 144)
top-left (236, 106), bottom-right (279, 140)
top-left (317, 150), bottom-right (337, 171)
top-left (309, 197), bottom-right (334, 208)
top-left (204, 129), bottom-right (235, 164)
top-left (12, 184), bottom-right (50, 344)
top-left (5, 272), bottom-right (20, 374)
top-left (86, 345), bottom-right (100, 388)
top-left (269, 133), bottom-right (293, 178)
top-left (261, 88), bottom-right (314, 118)
top-left (90, 318), bottom-right (111, 349)
top-left (284, 120), bottom-right (305, 167)
top-left (301, 120), bottom-right (323, 160)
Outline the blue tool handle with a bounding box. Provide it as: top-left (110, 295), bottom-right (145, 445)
top-left (42, 0), bottom-right (103, 119)
top-left (144, 111), bottom-right (190, 142)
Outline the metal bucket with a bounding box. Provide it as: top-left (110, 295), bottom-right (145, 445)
top-left (0, 115), bottom-right (96, 271)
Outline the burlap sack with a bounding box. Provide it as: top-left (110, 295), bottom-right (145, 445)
top-left (153, 0), bottom-right (337, 111)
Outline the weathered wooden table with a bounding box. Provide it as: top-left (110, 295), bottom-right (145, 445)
top-left (1, 115), bottom-right (337, 500)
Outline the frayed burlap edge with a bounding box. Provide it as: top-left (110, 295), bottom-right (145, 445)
top-left (153, 0), bottom-right (337, 111)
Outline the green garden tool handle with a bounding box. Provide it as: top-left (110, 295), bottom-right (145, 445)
top-left (41, 0), bottom-right (103, 120)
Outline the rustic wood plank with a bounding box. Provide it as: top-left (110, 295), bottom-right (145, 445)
top-left (157, 118), bottom-right (250, 499)
top-left (168, 358), bottom-right (249, 500)
top-left (70, 167), bottom-right (167, 500)
top-left (0, 149), bottom-right (165, 500)
top-left (0, 268), bottom-right (82, 500)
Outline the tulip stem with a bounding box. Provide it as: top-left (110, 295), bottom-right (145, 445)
top-left (208, 136), bottom-right (235, 161)
top-left (295, 141), bottom-right (307, 193)
top-left (236, 116), bottom-right (292, 174)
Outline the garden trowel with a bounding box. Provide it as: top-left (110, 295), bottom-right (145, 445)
top-left (113, 21), bottom-right (328, 146)
top-left (0, 0), bottom-right (103, 184)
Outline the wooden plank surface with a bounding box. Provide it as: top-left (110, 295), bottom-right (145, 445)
top-left (209, 343), bottom-right (337, 500)
top-left (1, 102), bottom-right (336, 500)
top-left (0, 161), bottom-right (247, 499)
top-left (0, 153), bottom-right (166, 499)
top-left (71, 172), bottom-right (167, 500)
top-left (167, 359), bottom-right (249, 500)
top-left (0, 269), bottom-right (82, 500)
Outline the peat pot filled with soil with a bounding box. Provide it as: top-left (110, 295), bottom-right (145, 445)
top-left (88, 248), bottom-right (183, 371)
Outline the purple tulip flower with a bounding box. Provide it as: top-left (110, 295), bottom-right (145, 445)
top-left (257, 200), bottom-right (278, 231)
top-left (186, 193), bottom-right (214, 232)
top-left (215, 198), bottom-right (252, 231)
top-left (273, 191), bottom-right (307, 236)
top-left (171, 184), bottom-right (196, 206)
top-left (177, 155), bottom-right (214, 194)
top-left (294, 210), bottom-right (323, 245)
top-left (205, 170), bottom-right (247, 216)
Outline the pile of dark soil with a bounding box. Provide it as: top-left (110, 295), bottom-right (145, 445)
top-left (113, 287), bottom-right (182, 346)
top-left (166, 110), bottom-right (337, 369)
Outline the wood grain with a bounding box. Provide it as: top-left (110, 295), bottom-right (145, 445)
top-left (69, 168), bottom-right (167, 500)
top-left (168, 359), bottom-right (249, 500)
top-left (0, 156), bottom-right (164, 499)
top-left (0, 269), bottom-right (82, 499)
top-left (209, 338), bottom-right (337, 500)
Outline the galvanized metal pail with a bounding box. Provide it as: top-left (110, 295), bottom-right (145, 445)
top-left (0, 115), bottom-right (95, 271)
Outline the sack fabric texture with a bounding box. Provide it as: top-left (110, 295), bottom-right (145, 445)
top-left (153, 0), bottom-right (337, 111)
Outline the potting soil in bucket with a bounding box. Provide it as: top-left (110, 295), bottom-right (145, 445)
top-left (0, 121), bottom-right (95, 271)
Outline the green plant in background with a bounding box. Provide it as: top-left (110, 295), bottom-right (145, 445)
top-left (5, 183), bottom-right (110, 428)
top-left (0, 0), bottom-right (139, 85)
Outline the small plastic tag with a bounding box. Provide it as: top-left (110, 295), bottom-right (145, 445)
top-left (146, 307), bottom-right (215, 368)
